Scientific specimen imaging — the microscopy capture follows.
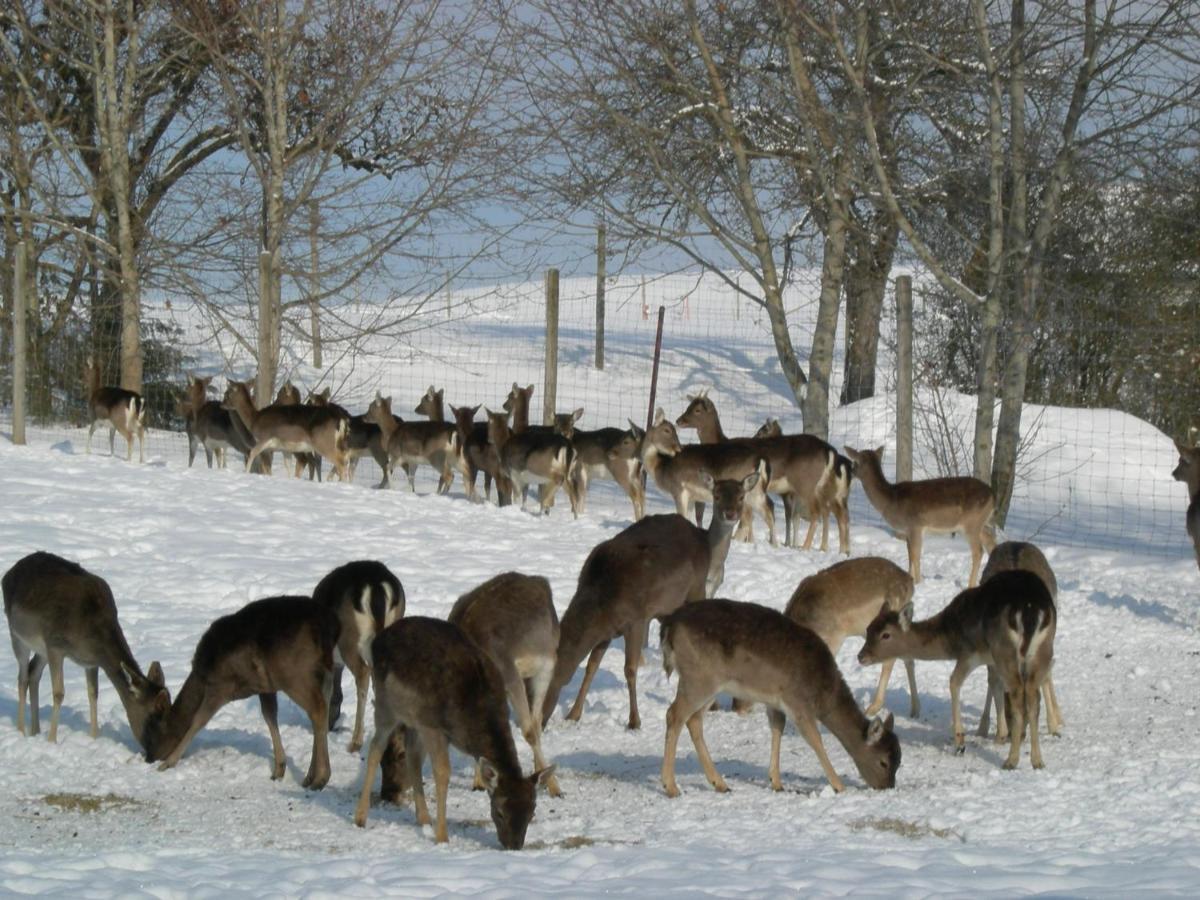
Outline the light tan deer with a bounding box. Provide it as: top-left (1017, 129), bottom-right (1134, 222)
top-left (363, 394), bottom-right (464, 493)
top-left (540, 471), bottom-right (757, 731)
top-left (142, 596), bottom-right (338, 788)
top-left (353, 616), bottom-right (554, 849)
top-left (3, 552), bottom-right (170, 748)
top-left (83, 356), bottom-right (146, 462)
top-left (1174, 441), bottom-right (1200, 571)
top-left (641, 408), bottom-right (774, 543)
top-left (977, 541), bottom-right (1063, 739)
top-left (563, 418), bottom-right (646, 520)
top-left (222, 380), bottom-right (351, 481)
top-left (448, 572), bottom-right (563, 797)
top-left (659, 599), bottom-right (900, 796)
top-left (859, 569), bottom-right (1056, 769)
top-left (844, 445), bottom-right (996, 585)
top-left (486, 408), bottom-right (580, 516)
top-left (312, 561), bottom-right (405, 753)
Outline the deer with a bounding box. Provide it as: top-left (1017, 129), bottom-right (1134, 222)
top-left (659, 599), bottom-right (901, 797)
top-left (363, 394), bottom-right (464, 493)
top-left (540, 471), bottom-right (758, 731)
top-left (182, 375), bottom-right (257, 470)
top-left (414, 386), bottom-right (461, 493)
top-left (312, 560), bottom-right (405, 754)
top-left (844, 445), bottom-right (996, 586)
top-left (754, 417), bottom-right (783, 438)
top-left (271, 382), bottom-right (323, 481)
top-left (486, 408), bottom-right (580, 516)
top-left (641, 408), bottom-right (774, 544)
top-left (560, 415), bottom-right (646, 520)
top-left (222, 380), bottom-right (351, 482)
top-left (1174, 440), bottom-right (1200, 571)
top-left (3, 552), bottom-right (170, 749)
top-left (448, 572), bottom-right (563, 798)
top-left (352, 616), bottom-right (554, 849)
top-left (450, 402), bottom-right (509, 504)
top-left (83, 356), bottom-right (146, 462)
top-left (858, 569), bottom-right (1056, 769)
top-left (142, 595), bottom-right (338, 788)
top-left (676, 392), bottom-right (849, 552)
top-left (307, 388), bottom-right (390, 486)
top-left (977, 541), bottom-right (1063, 739)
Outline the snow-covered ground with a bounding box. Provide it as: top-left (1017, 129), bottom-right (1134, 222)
top-left (1, 419), bottom-right (1198, 896)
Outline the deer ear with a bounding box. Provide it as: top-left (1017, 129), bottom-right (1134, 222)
top-left (866, 712), bottom-right (894, 743)
top-left (524, 384), bottom-right (534, 394)
top-left (874, 444), bottom-right (886, 458)
top-left (479, 759), bottom-right (500, 792)
top-left (898, 603), bottom-right (914, 631)
top-left (654, 407), bottom-right (666, 425)
top-left (147, 660), bottom-right (165, 687)
top-left (532, 764), bottom-right (557, 786)
top-left (572, 407), bottom-right (584, 423)
top-left (698, 470), bottom-right (714, 490)
top-left (742, 471), bottom-right (759, 491)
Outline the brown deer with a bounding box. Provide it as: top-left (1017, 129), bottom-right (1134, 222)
top-left (541, 471), bottom-right (757, 731)
top-left (844, 445), bottom-right (996, 585)
top-left (859, 569), bottom-right (1056, 769)
top-left (223, 380), bottom-right (351, 481)
top-left (448, 572), bottom-right (563, 797)
top-left (182, 375), bottom-right (257, 470)
top-left (486, 408), bottom-right (580, 516)
top-left (641, 408), bottom-right (774, 543)
top-left (676, 393), bottom-right (849, 552)
top-left (1174, 441), bottom-right (1200, 571)
top-left (312, 561), bottom-right (405, 753)
top-left (142, 596), bottom-right (338, 788)
top-left (3, 552), bottom-right (170, 749)
top-left (659, 599), bottom-right (900, 796)
top-left (83, 356), bottom-right (146, 462)
top-left (363, 394), bottom-right (464, 493)
top-left (307, 388), bottom-right (390, 486)
top-left (978, 541), bottom-right (1063, 738)
top-left (562, 416), bottom-right (646, 520)
top-left (754, 417), bottom-right (783, 438)
top-left (414, 386), bottom-right (460, 493)
top-left (450, 402), bottom-right (509, 504)
top-left (352, 616), bottom-right (554, 849)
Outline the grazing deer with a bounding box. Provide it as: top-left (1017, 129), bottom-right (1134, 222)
top-left (859, 569), bottom-right (1056, 769)
top-left (182, 375), bottom-right (257, 470)
top-left (3, 552), bottom-right (170, 748)
top-left (978, 541), bottom-right (1063, 739)
top-left (1174, 441), bottom-right (1200, 571)
top-left (223, 380), bottom-right (351, 481)
top-left (448, 572), bottom-right (563, 797)
top-left (450, 403), bottom-right (509, 504)
top-left (363, 394), bottom-right (464, 493)
top-left (83, 356), bottom-right (146, 462)
top-left (307, 388), bottom-right (390, 486)
top-left (641, 408), bottom-right (774, 543)
top-left (352, 617), bottom-right (554, 849)
top-left (676, 393), bottom-right (849, 552)
top-left (486, 408), bottom-right (580, 516)
top-left (143, 596), bottom-right (338, 788)
top-left (541, 472), bottom-right (757, 731)
top-left (562, 416), bottom-right (646, 520)
top-left (844, 445), bottom-right (996, 585)
top-left (659, 599), bottom-right (901, 796)
top-left (312, 561), bottom-right (405, 753)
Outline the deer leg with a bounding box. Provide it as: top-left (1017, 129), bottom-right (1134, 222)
top-left (258, 692), bottom-right (288, 780)
top-left (353, 710), bottom-right (402, 828)
top-left (684, 708), bottom-right (727, 793)
top-left (26, 654), bottom-right (46, 736)
top-left (108, 424), bottom-right (117, 457)
top-left (46, 650), bottom-right (66, 743)
top-left (1027, 678), bottom-right (1045, 769)
top-left (835, 501), bottom-right (850, 555)
top-left (347, 651), bottom-right (371, 754)
top-left (85, 667), bottom-right (100, 738)
top-left (426, 730), bottom-right (452, 844)
top-left (967, 529), bottom-right (984, 587)
top-left (522, 664), bottom-right (563, 797)
top-left (12, 638), bottom-right (31, 735)
top-left (865, 659), bottom-right (896, 716)
top-left (800, 497), bottom-right (819, 549)
top-left (782, 494), bottom-right (796, 548)
top-left (759, 491), bottom-right (776, 546)
top-left (948, 658), bottom-right (973, 753)
top-left (566, 640), bottom-right (610, 722)
top-left (328, 663), bottom-right (345, 731)
top-left (733, 502), bottom-right (754, 543)
top-left (661, 680), bottom-right (715, 798)
top-left (405, 728), bottom-right (432, 829)
top-left (294, 667), bottom-right (333, 790)
top-left (1043, 674), bottom-right (1063, 735)
top-left (693, 499), bottom-right (705, 528)
top-left (1003, 683), bottom-right (1027, 770)
top-left (793, 711), bottom-right (845, 793)
top-left (403, 462), bottom-right (417, 492)
top-left (767, 707), bottom-right (786, 791)
top-left (904, 658), bottom-right (920, 718)
top-left (907, 528), bottom-right (925, 584)
top-left (623, 623), bottom-right (644, 730)
top-left (819, 504), bottom-right (831, 552)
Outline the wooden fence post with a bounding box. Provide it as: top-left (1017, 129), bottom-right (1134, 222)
top-left (896, 275), bottom-right (913, 482)
top-left (543, 268), bottom-right (559, 426)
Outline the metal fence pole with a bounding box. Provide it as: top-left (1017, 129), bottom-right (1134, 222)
top-left (896, 275), bottom-right (913, 482)
top-left (543, 267), bottom-right (559, 426)
top-left (595, 222), bottom-right (606, 371)
top-left (645, 305), bottom-right (666, 431)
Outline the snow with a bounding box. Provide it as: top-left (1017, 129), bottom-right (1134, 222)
top-left (2, 274), bottom-right (1199, 895)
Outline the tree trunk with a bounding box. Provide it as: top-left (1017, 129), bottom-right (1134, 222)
top-left (763, 280), bottom-right (809, 409)
top-left (991, 302), bottom-right (1034, 526)
top-left (840, 214), bottom-right (897, 405)
top-left (803, 179), bottom-right (850, 440)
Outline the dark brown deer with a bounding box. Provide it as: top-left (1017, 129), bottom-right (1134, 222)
top-left (363, 394), bottom-right (464, 493)
top-left (486, 408), bottom-right (579, 516)
top-left (541, 471), bottom-right (757, 731)
top-left (659, 599), bottom-right (900, 796)
top-left (83, 356), bottom-right (145, 462)
top-left (3, 552), bottom-right (170, 749)
top-left (448, 572), bottom-right (562, 797)
top-left (859, 570), bottom-right (1056, 769)
top-left (312, 561), bottom-right (405, 753)
top-left (223, 380), bottom-right (351, 481)
top-left (142, 596), bottom-right (338, 788)
top-left (182, 375), bottom-right (257, 470)
top-left (562, 417), bottom-right (646, 520)
top-left (1174, 441), bottom-right (1200, 571)
top-left (352, 617), bottom-right (553, 849)
top-left (307, 388), bottom-right (390, 486)
top-left (844, 445), bottom-right (996, 585)
top-left (450, 402), bottom-right (509, 504)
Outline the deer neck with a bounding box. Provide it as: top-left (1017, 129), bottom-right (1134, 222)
top-left (373, 409), bottom-right (399, 444)
top-left (817, 680), bottom-right (874, 762)
top-left (147, 670), bottom-right (206, 761)
top-left (640, 442), bottom-right (672, 488)
top-left (889, 616), bottom-right (956, 661)
top-left (695, 414), bottom-right (727, 444)
top-left (856, 456), bottom-right (900, 513)
top-left (705, 510), bottom-right (737, 570)
top-left (228, 388), bottom-right (258, 431)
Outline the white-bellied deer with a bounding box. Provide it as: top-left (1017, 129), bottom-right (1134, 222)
top-left (3, 552), bottom-right (170, 749)
top-left (978, 541), bottom-right (1063, 739)
top-left (844, 445), bottom-right (996, 585)
top-left (448, 572), bottom-right (563, 797)
top-left (486, 408), bottom-right (580, 516)
top-left (641, 408), bottom-right (774, 543)
top-left (676, 393), bottom-right (849, 552)
top-left (183, 375), bottom-right (257, 470)
top-left (659, 599), bottom-right (900, 796)
top-left (352, 616), bottom-right (554, 849)
top-left (541, 472), bottom-right (757, 731)
top-left (450, 402), bottom-right (509, 504)
top-left (363, 394), bottom-right (464, 493)
top-left (223, 380), bottom-right (351, 481)
top-left (83, 356), bottom-right (145, 462)
top-left (563, 416), bottom-right (646, 520)
top-left (859, 569), bottom-right (1056, 769)
top-left (1174, 441), bottom-right (1200, 571)
top-left (312, 561), bottom-right (405, 753)
top-left (143, 596), bottom-right (338, 788)
top-left (307, 389), bottom-right (390, 486)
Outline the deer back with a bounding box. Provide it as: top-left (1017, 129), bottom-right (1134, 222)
top-left (784, 557), bottom-right (913, 652)
top-left (448, 572), bottom-right (559, 670)
top-left (313, 561), bottom-right (405, 659)
top-left (981, 541), bottom-right (1058, 600)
